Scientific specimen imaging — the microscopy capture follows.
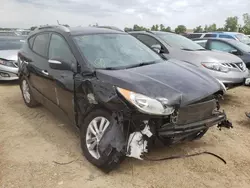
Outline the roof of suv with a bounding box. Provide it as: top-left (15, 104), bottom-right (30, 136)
top-left (31, 25), bottom-right (125, 36)
top-left (128, 31), bottom-right (173, 35)
top-left (193, 38), bottom-right (232, 41)
top-left (70, 27), bottom-right (124, 35)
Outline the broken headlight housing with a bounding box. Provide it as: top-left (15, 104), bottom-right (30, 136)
top-left (0, 59), bottom-right (16, 68)
top-left (117, 87), bottom-right (174, 115)
top-left (202, 62), bottom-right (229, 73)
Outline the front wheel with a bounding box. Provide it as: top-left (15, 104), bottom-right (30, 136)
top-left (80, 109), bottom-right (125, 172)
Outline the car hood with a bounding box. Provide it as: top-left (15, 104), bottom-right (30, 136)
top-left (193, 50), bottom-right (242, 62)
top-left (95, 59), bottom-right (222, 107)
top-left (0, 50), bottom-right (18, 61)
top-left (168, 49), bottom-right (242, 65)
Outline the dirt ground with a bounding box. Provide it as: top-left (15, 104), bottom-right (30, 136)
top-left (1, 81), bottom-right (250, 188)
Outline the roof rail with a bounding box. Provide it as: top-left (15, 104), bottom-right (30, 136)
top-left (95, 26), bottom-right (124, 32)
top-left (36, 25), bottom-right (70, 32)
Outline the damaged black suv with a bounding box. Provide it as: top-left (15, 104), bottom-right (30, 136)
top-left (18, 25), bottom-right (231, 172)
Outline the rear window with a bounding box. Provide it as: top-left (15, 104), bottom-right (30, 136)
top-left (187, 34), bottom-right (202, 39)
top-left (204, 34), bottom-right (217, 38)
top-left (219, 34), bottom-right (234, 39)
top-left (32, 33), bottom-right (49, 57)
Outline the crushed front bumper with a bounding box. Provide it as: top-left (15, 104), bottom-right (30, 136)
top-left (157, 112), bottom-right (226, 137)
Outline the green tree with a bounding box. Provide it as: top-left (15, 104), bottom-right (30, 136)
top-left (193, 25), bottom-right (203, 33)
top-left (175, 25), bottom-right (187, 34)
top-left (133, 24), bottom-right (148, 31)
top-left (242, 13), bottom-right (250, 34)
top-left (124, 27), bottom-right (133, 32)
top-left (164, 26), bottom-right (172, 32)
top-left (160, 24), bottom-right (165, 31)
top-left (155, 24), bottom-right (159, 31)
top-left (224, 16), bottom-right (238, 32)
top-left (217, 27), bottom-right (224, 31)
top-left (207, 23), bottom-right (217, 32)
top-left (204, 25), bottom-right (208, 32)
top-left (151, 25), bottom-right (156, 31)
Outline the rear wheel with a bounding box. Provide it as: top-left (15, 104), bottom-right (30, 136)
top-left (80, 109), bottom-right (125, 173)
top-left (20, 77), bottom-right (39, 107)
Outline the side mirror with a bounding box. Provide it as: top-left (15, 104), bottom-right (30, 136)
top-left (230, 49), bottom-right (240, 55)
top-left (151, 44), bottom-right (161, 54)
top-left (48, 59), bottom-right (72, 70)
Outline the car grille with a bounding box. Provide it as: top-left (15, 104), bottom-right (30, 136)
top-left (176, 99), bottom-right (216, 125)
top-left (221, 62), bottom-right (246, 72)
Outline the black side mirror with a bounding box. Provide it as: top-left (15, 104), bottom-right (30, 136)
top-left (230, 49), bottom-right (240, 55)
top-left (151, 44), bottom-right (162, 54)
top-left (48, 59), bottom-right (72, 70)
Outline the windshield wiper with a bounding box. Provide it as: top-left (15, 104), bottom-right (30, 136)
top-left (97, 61), bottom-right (158, 70)
top-left (181, 48), bottom-right (194, 51)
top-left (125, 61), bottom-right (157, 69)
top-left (196, 48), bottom-right (206, 51)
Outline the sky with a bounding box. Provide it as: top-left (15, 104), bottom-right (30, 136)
top-left (1, 0), bottom-right (250, 29)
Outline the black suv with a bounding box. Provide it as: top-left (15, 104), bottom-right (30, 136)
top-left (18, 25), bottom-right (230, 172)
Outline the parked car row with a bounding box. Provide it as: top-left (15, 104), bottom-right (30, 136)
top-left (14, 25), bottom-right (236, 172)
top-left (129, 31), bottom-right (248, 88)
top-left (185, 32), bottom-right (250, 46)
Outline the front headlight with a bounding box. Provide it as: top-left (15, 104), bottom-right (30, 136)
top-left (0, 59), bottom-right (16, 67)
top-left (117, 87), bottom-right (174, 115)
top-left (201, 62), bottom-right (229, 73)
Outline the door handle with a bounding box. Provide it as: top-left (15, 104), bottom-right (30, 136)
top-left (41, 70), bottom-right (49, 76)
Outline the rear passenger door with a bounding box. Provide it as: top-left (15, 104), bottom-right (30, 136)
top-left (48, 33), bottom-right (77, 123)
top-left (28, 33), bottom-right (55, 101)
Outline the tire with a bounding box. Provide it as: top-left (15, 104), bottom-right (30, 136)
top-left (80, 109), bottom-right (125, 173)
top-left (20, 77), bottom-right (39, 108)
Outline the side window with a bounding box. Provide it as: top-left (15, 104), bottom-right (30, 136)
top-left (136, 34), bottom-right (161, 48)
top-left (33, 33), bottom-right (50, 57)
top-left (188, 34), bottom-right (202, 39)
top-left (49, 34), bottom-right (75, 63)
top-left (196, 40), bottom-right (207, 48)
top-left (28, 36), bottom-right (35, 48)
top-left (204, 34), bottom-right (217, 38)
top-left (219, 34), bottom-right (234, 39)
top-left (209, 41), bottom-right (236, 52)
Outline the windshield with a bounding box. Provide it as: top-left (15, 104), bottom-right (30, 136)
top-left (228, 40), bottom-right (250, 53)
top-left (73, 34), bottom-right (162, 69)
top-left (0, 39), bottom-right (24, 50)
top-left (236, 34), bottom-right (250, 44)
top-left (157, 32), bottom-right (205, 51)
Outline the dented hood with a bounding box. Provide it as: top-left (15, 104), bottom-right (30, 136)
top-left (95, 59), bottom-right (222, 106)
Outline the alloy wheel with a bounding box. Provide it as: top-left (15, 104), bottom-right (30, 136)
top-left (86, 116), bottom-right (110, 159)
top-left (22, 80), bottom-right (31, 103)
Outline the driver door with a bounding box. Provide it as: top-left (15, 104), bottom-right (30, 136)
top-left (48, 33), bottom-right (77, 124)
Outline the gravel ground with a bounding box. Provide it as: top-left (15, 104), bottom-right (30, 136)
top-left (1, 81), bottom-right (250, 188)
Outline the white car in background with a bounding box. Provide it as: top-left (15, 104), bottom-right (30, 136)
top-left (0, 36), bottom-right (25, 80)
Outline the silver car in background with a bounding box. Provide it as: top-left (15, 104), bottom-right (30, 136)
top-left (0, 36), bottom-right (25, 80)
top-left (129, 31), bottom-right (249, 88)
